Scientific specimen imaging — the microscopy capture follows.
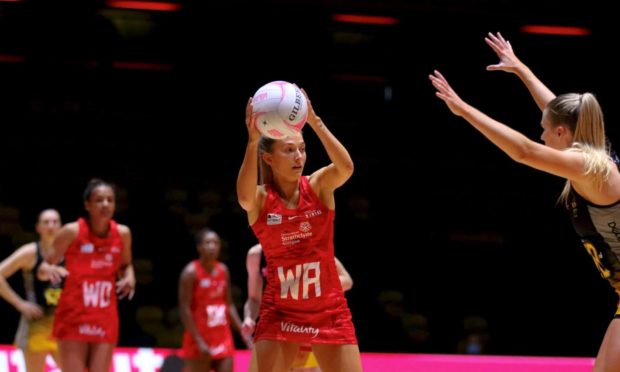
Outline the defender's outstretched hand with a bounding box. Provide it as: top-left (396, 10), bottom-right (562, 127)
top-left (485, 32), bottom-right (523, 73)
top-left (429, 70), bottom-right (469, 117)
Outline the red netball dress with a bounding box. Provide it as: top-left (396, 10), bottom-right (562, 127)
top-left (181, 261), bottom-right (235, 359)
top-left (251, 176), bottom-right (357, 344)
top-left (53, 218), bottom-right (124, 343)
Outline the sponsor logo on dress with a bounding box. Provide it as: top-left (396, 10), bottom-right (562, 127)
top-left (304, 210), bottom-right (322, 218)
top-left (96, 244), bottom-right (111, 253)
top-left (200, 278), bottom-right (211, 288)
top-left (288, 210), bottom-right (322, 221)
top-left (281, 321), bottom-right (319, 338)
top-left (267, 213), bottom-right (282, 225)
top-left (280, 222), bottom-right (313, 245)
top-left (80, 243), bottom-right (94, 253)
top-left (91, 259), bottom-right (114, 269)
top-left (79, 324), bottom-right (106, 337)
top-left (209, 343), bottom-right (227, 356)
top-left (281, 232), bottom-right (313, 245)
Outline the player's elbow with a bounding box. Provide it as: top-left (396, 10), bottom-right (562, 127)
top-left (508, 140), bottom-right (538, 165)
top-left (248, 295), bottom-right (262, 305)
top-left (341, 278), bottom-right (353, 291)
top-left (511, 148), bottom-right (539, 166)
top-left (342, 159), bottom-right (354, 178)
top-left (237, 194), bottom-right (255, 212)
top-left (44, 251), bottom-right (60, 265)
top-left (335, 161), bottom-right (354, 184)
top-left (509, 151), bottom-right (526, 164)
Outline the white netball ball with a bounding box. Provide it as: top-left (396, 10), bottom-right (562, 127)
top-left (252, 81), bottom-right (308, 139)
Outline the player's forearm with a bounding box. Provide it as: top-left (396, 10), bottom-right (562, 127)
top-left (244, 298), bottom-right (260, 321)
top-left (339, 275), bottom-right (353, 291)
top-left (514, 64), bottom-right (556, 111)
top-left (180, 308), bottom-right (204, 343)
top-left (0, 277), bottom-right (24, 310)
top-left (229, 307), bottom-right (244, 333)
top-left (461, 105), bottom-right (533, 162)
top-left (119, 264), bottom-right (135, 282)
top-left (237, 140), bottom-right (260, 210)
top-left (309, 119), bottom-right (354, 178)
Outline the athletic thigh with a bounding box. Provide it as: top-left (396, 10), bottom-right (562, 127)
top-left (213, 356), bottom-right (233, 372)
top-left (595, 318), bottom-right (620, 372)
top-left (23, 350), bottom-right (47, 372)
top-left (58, 340), bottom-right (88, 372)
top-left (185, 358), bottom-right (212, 372)
top-left (312, 344), bottom-right (362, 372)
top-left (255, 340), bottom-right (300, 372)
top-left (248, 348), bottom-right (259, 372)
top-left (89, 342), bottom-right (115, 372)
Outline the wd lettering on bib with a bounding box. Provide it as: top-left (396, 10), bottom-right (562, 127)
top-left (277, 261), bottom-right (321, 300)
top-left (83, 281), bottom-right (113, 308)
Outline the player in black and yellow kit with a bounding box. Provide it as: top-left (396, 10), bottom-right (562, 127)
top-left (0, 209), bottom-right (66, 372)
top-left (431, 31), bottom-right (620, 372)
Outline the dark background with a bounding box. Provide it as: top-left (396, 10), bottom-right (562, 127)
top-left (0, 0), bottom-right (617, 357)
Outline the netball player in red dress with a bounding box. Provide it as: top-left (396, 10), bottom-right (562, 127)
top-left (47, 179), bottom-right (135, 372)
top-left (242, 243), bottom-right (354, 372)
top-left (178, 227), bottom-right (245, 372)
top-left (237, 89), bottom-right (362, 372)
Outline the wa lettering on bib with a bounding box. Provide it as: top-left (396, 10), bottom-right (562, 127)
top-left (277, 261), bottom-right (321, 300)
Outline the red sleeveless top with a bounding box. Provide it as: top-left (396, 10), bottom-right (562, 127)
top-left (181, 260), bottom-right (234, 359)
top-left (53, 218), bottom-right (124, 343)
top-left (251, 176), bottom-right (357, 344)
